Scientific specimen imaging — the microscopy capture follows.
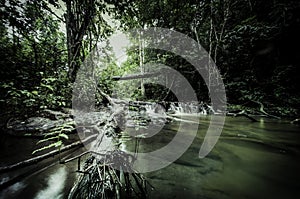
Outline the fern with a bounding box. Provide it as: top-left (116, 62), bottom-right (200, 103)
top-left (33, 141), bottom-right (62, 154)
top-left (33, 120), bottom-right (74, 154)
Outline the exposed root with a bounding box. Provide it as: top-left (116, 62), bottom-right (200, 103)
top-left (68, 151), bottom-right (153, 199)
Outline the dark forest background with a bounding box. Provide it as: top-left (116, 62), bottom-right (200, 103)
top-left (1, 0), bottom-right (299, 118)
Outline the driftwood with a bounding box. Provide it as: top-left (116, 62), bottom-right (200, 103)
top-left (0, 135), bottom-right (96, 173)
top-left (227, 110), bottom-right (258, 122)
top-left (251, 100), bottom-right (281, 119)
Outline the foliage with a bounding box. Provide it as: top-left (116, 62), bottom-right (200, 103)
top-left (1, 0), bottom-right (300, 118)
top-left (0, 0), bottom-right (69, 115)
top-left (108, 0), bottom-right (300, 116)
top-left (32, 120), bottom-right (74, 154)
top-left (2, 75), bottom-right (71, 113)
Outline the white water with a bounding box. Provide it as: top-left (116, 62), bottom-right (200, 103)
top-left (169, 102), bottom-right (209, 115)
top-left (34, 167), bottom-right (67, 199)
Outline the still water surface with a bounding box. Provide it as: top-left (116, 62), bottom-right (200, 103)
top-left (0, 116), bottom-right (299, 199)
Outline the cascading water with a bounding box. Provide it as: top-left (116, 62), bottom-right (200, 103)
top-left (168, 102), bottom-right (210, 115)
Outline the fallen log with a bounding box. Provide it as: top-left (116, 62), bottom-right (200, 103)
top-left (112, 72), bottom-right (160, 81)
top-left (69, 88), bottom-right (151, 198)
top-left (0, 149), bottom-right (78, 190)
top-left (0, 135), bottom-right (97, 173)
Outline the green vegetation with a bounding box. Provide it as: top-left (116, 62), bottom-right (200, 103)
top-left (32, 120), bottom-right (74, 154)
top-left (1, 1), bottom-right (300, 198)
top-left (1, 0), bottom-right (299, 118)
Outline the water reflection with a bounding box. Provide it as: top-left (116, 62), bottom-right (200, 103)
top-left (34, 167), bottom-right (67, 199)
top-left (0, 117), bottom-right (299, 199)
top-left (124, 116), bottom-right (300, 198)
top-left (0, 182), bottom-right (25, 199)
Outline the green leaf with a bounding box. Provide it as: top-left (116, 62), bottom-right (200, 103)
top-left (45, 77), bottom-right (57, 82)
top-left (41, 83), bottom-right (54, 91)
top-left (59, 133), bottom-right (68, 139)
top-left (37, 136), bottom-right (59, 144)
top-left (44, 131), bottom-right (61, 137)
top-left (32, 141), bottom-right (61, 154)
top-left (32, 90), bottom-right (38, 95)
top-left (55, 140), bottom-right (62, 147)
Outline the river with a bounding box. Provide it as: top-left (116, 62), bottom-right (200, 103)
top-left (0, 116), bottom-right (299, 199)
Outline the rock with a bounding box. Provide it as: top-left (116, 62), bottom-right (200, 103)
top-left (74, 111), bottom-right (110, 126)
top-left (39, 109), bottom-right (71, 120)
top-left (291, 118), bottom-right (300, 125)
top-left (6, 117), bottom-right (71, 137)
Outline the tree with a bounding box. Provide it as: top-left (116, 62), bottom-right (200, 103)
top-left (0, 0), bottom-right (68, 114)
top-left (107, 0), bottom-right (300, 115)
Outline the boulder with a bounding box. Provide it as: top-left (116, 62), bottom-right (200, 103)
top-left (6, 117), bottom-right (72, 137)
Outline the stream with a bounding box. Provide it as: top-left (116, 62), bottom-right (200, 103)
top-left (0, 116), bottom-right (300, 199)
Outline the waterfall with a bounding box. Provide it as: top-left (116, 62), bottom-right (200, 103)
top-left (168, 102), bottom-right (209, 115)
top-left (144, 103), bottom-right (166, 115)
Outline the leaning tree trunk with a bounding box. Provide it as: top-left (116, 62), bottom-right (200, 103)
top-left (68, 89), bottom-right (151, 199)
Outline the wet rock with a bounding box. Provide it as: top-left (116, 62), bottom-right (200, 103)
top-left (39, 109), bottom-right (71, 120)
top-left (6, 117), bottom-right (72, 137)
top-left (291, 118), bottom-right (300, 125)
top-left (74, 111), bottom-right (109, 126)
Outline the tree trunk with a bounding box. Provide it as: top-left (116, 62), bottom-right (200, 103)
top-left (65, 0), bottom-right (96, 83)
top-left (139, 31), bottom-right (145, 97)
